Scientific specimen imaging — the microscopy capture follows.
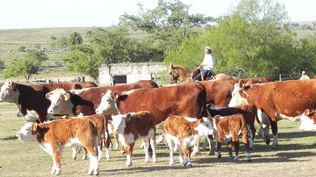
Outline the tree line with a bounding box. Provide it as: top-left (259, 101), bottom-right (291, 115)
top-left (3, 0), bottom-right (316, 81)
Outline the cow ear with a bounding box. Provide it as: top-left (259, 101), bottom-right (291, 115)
top-left (169, 63), bottom-right (173, 69)
top-left (31, 123), bottom-right (39, 134)
top-left (64, 92), bottom-right (71, 101)
top-left (126, 113), bottom-right (131, 122)
top-left (45, 92), bottom-right (52, 99)
top-left (238, 80), bottom-right (245, 89)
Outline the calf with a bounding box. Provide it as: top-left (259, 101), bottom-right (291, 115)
top-left (299, 109), bottom-right (316, 131)
top-left (72, 114), bottom-right (111, 161)
top-left (213, 114), bottom-right (252, 161)
top-left (16, 118), bottom-right (99, 175)
top-left (111, 111), bottom-right (157, 167)
top-left (163, 115), bottom-right (214, 166)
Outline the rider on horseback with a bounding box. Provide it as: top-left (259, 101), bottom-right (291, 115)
top-left (193, 46), bottom-right (216, 81)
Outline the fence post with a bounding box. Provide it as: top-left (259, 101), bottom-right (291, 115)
top-left (279, 74), bottom-right (282, 81)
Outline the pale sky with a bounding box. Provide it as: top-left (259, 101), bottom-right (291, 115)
top-left (0, 0), bottom-right (315, 29)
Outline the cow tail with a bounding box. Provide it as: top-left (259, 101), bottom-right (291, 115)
top-left (197, 84), bottom-right (208, 119)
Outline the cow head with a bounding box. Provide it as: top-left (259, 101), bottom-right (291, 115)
top-left (0, 80), bottom-right (19, 103)
top-left (95, 90), bottom-right (120, 115)
top-left (46, 88), bottom-right (73, 115)
top-left (111, 113), bottom-right (132, 134)
top-left (228, 80), bottom-right (250, 107)
top-left (16, 122), bottom-right (38, 142)
top-left (194, 117), bottom-right (214, 136)
top-left (299, 109), bottom-right (316, 131)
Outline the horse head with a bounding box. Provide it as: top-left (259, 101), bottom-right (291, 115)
top-left (168, 63), bottom-right (180, 84)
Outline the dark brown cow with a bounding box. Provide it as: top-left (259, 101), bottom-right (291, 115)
top-left (229, 79), bottom-right (316, 148)
top-left (213, 114), bottom-right (252, 162)
top-left (96, 82), bottom-right (207, 125)
top-left (16, 118), bottom-right (99, 175)
top-left (0, 80), bottom-right (97, 122)
top-left (111, 111), bottom-right (156, 167)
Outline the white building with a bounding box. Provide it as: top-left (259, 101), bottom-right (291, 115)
top-left (99, 62), bottom-right (167, 85)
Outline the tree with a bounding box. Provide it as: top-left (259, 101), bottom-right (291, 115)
top-left (164, 0), bottom-right (312, 78)
top-left (63, 44), bottom-right (102, 81)
top-left (4, 51), bottom-right (47, 80)
top-left (120, 0), bottom-right (214, 58)
top-left (68, 32), bottom-right (83, 46)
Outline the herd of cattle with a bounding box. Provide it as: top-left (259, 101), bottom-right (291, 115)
top-left (1, 76), bottom-right (316, 175)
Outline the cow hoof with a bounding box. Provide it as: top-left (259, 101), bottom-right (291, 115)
top-left (247, 159), bottom-right (252, 162)
top-left (185, 162), bottom-right (192, 167)
top-left (217, 154), bottom-right (221, 159)
top-left (209, 151), bottom-right (215, 156)
top-left (270, 145), bottom-right (278, 150)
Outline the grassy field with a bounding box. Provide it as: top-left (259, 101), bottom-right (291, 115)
top-left (1, 102), bottom-right (316, 177)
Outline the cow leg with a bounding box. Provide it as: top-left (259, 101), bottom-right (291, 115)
top-left (143, 139), bottom-right (150, 163)
top-left (191, 141), bottom-right (201, 156)
top-left (227, 141), bottom-right (233, 159)
top-left (242, 128), bottom-right (251, 161)
top-left (165, 134), bottom-right (175, 165)
top-left (215, 142), bottom-right (222, 158)
top-left (149, 129), bottom-right (157, 163)
top-left (232, 141), bottom-right (240, 161)
top-left (262, 124), bottom-right (271, 145)
top-left (103, 131), bottom-right (111, 161)
top-left (72, 146), bottom-right (79, 160)
top-left (124, 144), bottom-right (134, 167)
top-left (82, 147), bottom-right (88, 160)
top-left (51, 148), bottom-right (62, 175)
top-left (206, 135), bottom-right (215, 155)
top-left (271, 121), bottom-right (279, 149)
top-left (85, 146), bottom-right (99, 175)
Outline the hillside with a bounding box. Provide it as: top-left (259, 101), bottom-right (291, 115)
top-left (0, 27), bottom-right (99, 82)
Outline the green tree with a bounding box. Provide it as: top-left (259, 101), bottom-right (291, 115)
top-left (68, 32), bottom-right (83, 46)
top-left (164, 0), bottom-right (311, 78)
top-left (4, 51), bottom-right (47, 80)
top-left (63, 44), bottom-right (102, 81)
top-left (120, 0), bottom-right (213, 57)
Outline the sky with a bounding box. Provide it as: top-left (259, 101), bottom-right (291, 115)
top-left (0, 0), bottom-right (315, 29)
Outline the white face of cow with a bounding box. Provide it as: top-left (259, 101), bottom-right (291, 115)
top-left (16, 122), bottom-right (38, 142)
top-left (0, 80), bottom-right (19, 103)
top-left (228, 83), bottom-right (248, 107)
top-left (299, 111), bottom-right (316, 131)
top-left (95, 90), bottom-right (120, 115)
top-left (194, 117), bottom-right (214, 136)
top-left (111, 114), bottom-right (128, 134)
top-left (46, 89), bottom-right (73, 115)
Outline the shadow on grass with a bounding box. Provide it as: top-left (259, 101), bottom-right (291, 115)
top-left (101, 163), bottom-right (211, 175)
top-left (0, 135), bottom-right (17, 141)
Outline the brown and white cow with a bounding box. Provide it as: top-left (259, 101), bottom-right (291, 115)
top-left (213, 114), bottom-right (252, 161)
top-left (16, 118), bottom-right (99, 175)
top-left (163, 115), bottom-right (214, 166)
top-left (111, 111), bottom-right (157, 167)
top-left (199, 76), bottom-right (273, 107)
top-left (229, 79), bottom-right (316, 148)
top-left (72, 114), bottom-right (111, 161)
top-left (299, 109), bottom-right (316, 131)
top-left (95, 82), bottom-right (207, 125)
top-left (0, 80), bottom-right (97, 122)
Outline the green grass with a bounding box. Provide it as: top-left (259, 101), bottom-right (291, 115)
top-left (1, 102), bottom-right (316, 177)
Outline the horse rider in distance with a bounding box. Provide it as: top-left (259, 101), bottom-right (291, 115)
top-left (193, 46), bottom-right (216, 81)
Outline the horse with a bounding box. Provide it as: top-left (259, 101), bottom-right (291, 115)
top-left (168, 63), bottom-right (232, 83)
